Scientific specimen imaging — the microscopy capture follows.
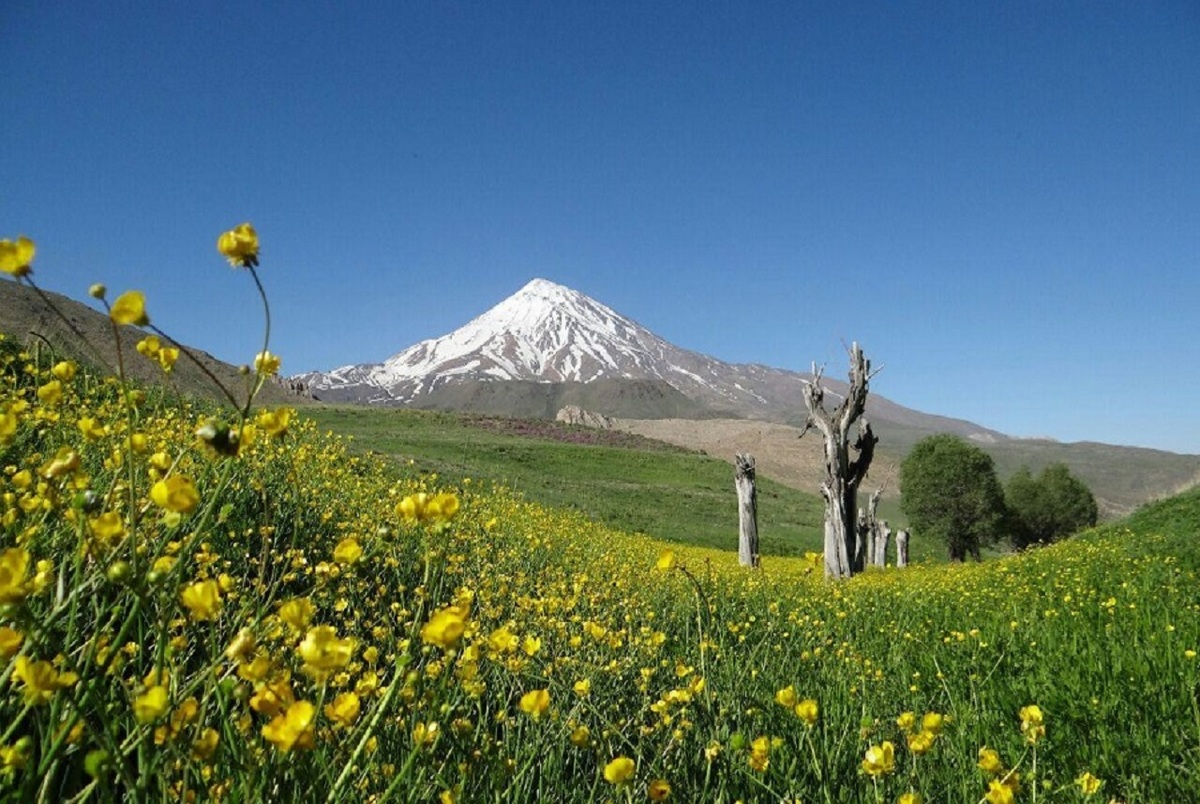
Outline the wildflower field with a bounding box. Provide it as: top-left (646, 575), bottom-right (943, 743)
top-left (1, 231), bottom-right (1199, 802)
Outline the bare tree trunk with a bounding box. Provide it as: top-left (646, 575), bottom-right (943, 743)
top-left (801, 343), bottom-right (878, 580)
top-left (896, 529), bottom-right (909, 568)
top-left (735, 453), bottom-right (760, 568)
top-left (859, 508), bottom-right (873, 568)
top-left (874, 521), bottom-right (890, 568)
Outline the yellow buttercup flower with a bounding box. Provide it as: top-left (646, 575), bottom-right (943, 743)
top-left (603, 756), bottom-right (635, 785)
top-left (11, 656), bottom-right (78, 705)
top-left (0, 549), bottom-right (31, 604)
top-left (87, 512), bottom-right (127, 552)
top-left (180, 580), bottom-right (222, 621)
top-left (261, 700), bottom-right (315, 752)
top-left (279, 597), bottom-right (316, 631)
top-left (861, 741), bottom-right (895, 776)
top-left (518, 688), bottom-right (551, 720)
top-left (896, 711), bottom-right (917, 732)
top-left (906, 729), bottom-right (936, 755)
top-left (921, 711), bottom-right (945, 734)
top-left (656, 550), bottom-right (676, 571)
top-left (983, 778), bottom-right (1015, 804)
top-left (573, 678), bottom-right (591, 697)
top-left (0, 236), bottom-right (35, 277)
top-left (774, 685), bottom-right (797, 709)
top-left (254, 350), bottom-right (281, 376)
top-left (324, 692), bottom-right (362, 727)
top-left (151, 475), bottom-right (200, 514)
top-left (332, 537), bottom-right (363, 565)
top-left (77, 417), bottom-right (107, 441)
top-left (1019, 704), bottom-right (1045, 744)
top-left (0, 626), bottom-right (23, 660)
top-left (647, 778), bottom-right (671, 801)
top-left (37, 380), bottom-right (63, 406)
top-left (51, 361), bottom-right (76, 381)
top-left (897, 793), bottom-right (922, 804)
top-left (1074, 771), bottom-right (1103, 796)
top-left (977, 746), bottom-right (1004, 775)
top-left (134, 685), bottom-right (170, 723)
top-left (41, 446), bottom-right (79, 478)
top-left (421, 604), bottom-right (469, 649)
top-left (110, 290), bottom-right (149, 326)
top-left (157, 347), bottom-right (179, 373)
top-left (256, 407), bottom-right (293, 437)
top-left (217, 222), bottom-right (259, 268)
top-left (297, 625), bottom-right (354, 678)
top-left (794, 698), bottom-right (819, 727)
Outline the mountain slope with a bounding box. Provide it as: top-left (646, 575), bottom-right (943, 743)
top-left (299, 278), bottom-right (1002, 440)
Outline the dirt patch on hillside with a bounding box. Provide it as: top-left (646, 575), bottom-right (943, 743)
top-left (614, 418), bottom-right (902, 499)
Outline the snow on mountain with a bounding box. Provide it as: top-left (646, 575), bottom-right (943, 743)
top-left (300, 278), bottom-right (785, 410)
top-left (296, 278), bottom-right (1006, 441)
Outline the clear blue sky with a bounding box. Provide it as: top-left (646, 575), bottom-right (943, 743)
top-left (4, 2), bottom-right (1198, 452)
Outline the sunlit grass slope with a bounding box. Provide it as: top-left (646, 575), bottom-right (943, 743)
top-left (3, 323), bottom-right (1198, 802)
top-left (307, 405), bottom-right (950, 564)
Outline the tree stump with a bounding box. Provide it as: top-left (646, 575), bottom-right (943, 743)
top-left (874, 521), bottom-right (890, 568)
top-left (896, 529), bottom-right (909, 568)
top-left (735, 453), bottom-right (760, 568)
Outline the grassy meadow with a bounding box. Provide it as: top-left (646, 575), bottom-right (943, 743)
top-left (1, 237), bottom-right (1198, 802)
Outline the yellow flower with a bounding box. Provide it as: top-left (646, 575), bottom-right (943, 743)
top-left (519, 688), bottom-right (551, 720)
top-left (1019, 704), bottom-right (1045, 744)
top-left (157, 347), bottom-right (179, 373)
top-left (261, 700), bottom-right (315, 752)
top-left (862, 741), bottom-right (895, 776)
top-left (983, 779), bottom-right (1014, 804)
top-left (897, 794), bottom-right (922, 804)
top-left (0, 410), bottom-right (17, 445)
top-left (647, 778), bottom-right (671, 801)
top-left (748, 736), bottom-right (770, 772)
top-left (977, 746), bottom-right (1004, 775)
top-left (325, 692), bottom-right (362, 727)
top-left (656, 550), bottom-right (676, 571)
top-left (37, 380), bottom-right (63, 406)
top-left (297, 625), bottom-right (354, 677)
top-left (603, 756), bottom-right (636, 785)
top-left (192, 728), bottom-right (220, 760)
top-left (522, 634), bottom-right (542, 656)
top-left (254, 350), bottom-right (281, 376)
top-left (0, 626), bottom-right (23, 660)
top-left (0, 548), bottom-right (31, 604)
top-left (151, 475), bottom-right (200, 514)
top-left (795, 698), bottom-right (819, 727)
top-left (774, 685), bottom-right (797, 709)
top-left (896, 711), bottom-right (917, 732)
top-left (134, 685), bottom-right (170, 723)
top-left (397, 491), bottom-right (461, 522)
top-left (279, 597), bottom-right (316, 631)
top-left (569, 724), bottom-right (591, 747)
top-left (413, 720), bottom-right (440, 748)
top-left (1074, 771), bottom-right (1102, 796)
top-left (86, 512), bottom-right (127, 552)
top-left (217, 222), bottom-right (259, 267)
top-left (573, 678), bottom-right (592, 697)
top-left (180, 580), bottom-right (222, 621)
top-left (41, 446), bottom-right (79, 478)
top-left (110, 290), bottom-right (149, 326)
top-left (921, 712), bottom-right (945, 734)
top-left (332, 537), bottom-right (363, 565)
top-left (11, 656), bottom-right (78, 704)
top-left (256, 407), bottom-right (293, 437)
top-left (0, 236), bottom-right (35, 277)
top-left (136, 336), bottom-right (160, 357)
top-left (906, 729), bottom-right (936, 755)
top-left (51, 360), bottom-right (76, 381)
top-left (421, 604), bottom-right (469, 649)
top-left (77, 416), bottom-right (108, 441)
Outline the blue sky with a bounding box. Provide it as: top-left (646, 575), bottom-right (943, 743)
top-left (3, 2), bottom-right (1198, 452)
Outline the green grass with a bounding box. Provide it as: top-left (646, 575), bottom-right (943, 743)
top-left (309, 406), bottom-right (835, 558)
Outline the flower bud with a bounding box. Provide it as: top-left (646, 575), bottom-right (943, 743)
top-left (88, 283), bottom-right (107, 299)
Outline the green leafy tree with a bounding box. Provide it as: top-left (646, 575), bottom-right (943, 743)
top-left (900, 434), bottom-right (1007, 561)
top-left (1006, 463), bottom-right (1098, 548)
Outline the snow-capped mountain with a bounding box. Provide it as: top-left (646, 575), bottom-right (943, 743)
top-left (296, 278), bottom-right (1005, 440)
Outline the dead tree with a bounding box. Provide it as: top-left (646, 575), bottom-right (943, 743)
top-left (800, 343), bottom-right (879, 580)
top-left (734, 453), bottom-right (760, 568)
top-left (895, 529), bottom-right (910, 568)
top-left (874, 520), bottom-right (891, 569)
top-left (864, 486), bottom-right (884, 567)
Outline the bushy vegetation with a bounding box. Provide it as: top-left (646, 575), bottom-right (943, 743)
top-left (900, 435), bottom-right (1008, 561)
top-left (1006, 464), bottom-right (1098, 550)
top-left (1, 231), bottom-right (1198, 802)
